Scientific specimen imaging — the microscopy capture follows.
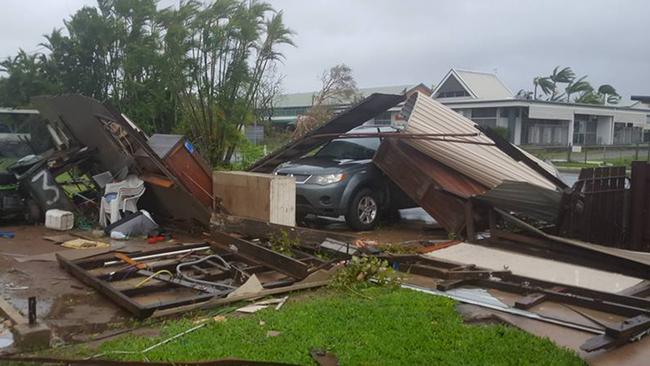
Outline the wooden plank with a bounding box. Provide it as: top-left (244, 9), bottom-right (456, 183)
top-left (514, 293), bottom-right (547, 310)
top-left (487, 230), bottom-right (650, 281)
top-left (476, 278), bottom-right (650, 318)
top-left (514, 286), bottom-right (565, 310)
top-left (56, 253), bottom-right (152, 319)
top-left (213, 171), bottom-right (295, 226)
top-left (436, 279), bottom-right (473, 291)
top-left (582, 315), bottom-right (650, 352)
top-left (152, 279), bottom-right (330, 317)
top-left (409, 264), bottom-right (507, 280)
top-left (0, 297), bottom-right (27, 325)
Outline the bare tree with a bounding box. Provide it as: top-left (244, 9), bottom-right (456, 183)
top-left (293, 64), bottom-right (359, 138)
top-left (256, 64), bottom-right (284, 125)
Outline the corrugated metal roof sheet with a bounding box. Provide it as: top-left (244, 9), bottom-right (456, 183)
top-left (454, 69), bottom-right (513, 99)
top-left (475, 180), bottom-right (562, 222)
top-left (401, 92), bottom-right (558, 190)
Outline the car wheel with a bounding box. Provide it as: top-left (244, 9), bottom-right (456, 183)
top-left (345, 188), bottom-right (380, 231)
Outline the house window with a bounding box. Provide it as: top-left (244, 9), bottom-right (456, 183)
top-left (470, 108), bottom-right (497, 129)
top-left (573, 117), bottom-right (597, 145)
top-left (437, 90), bottom-right (470, 98)
top-left (373, 111), bottom-right (392, 125)
top-left (614, 123), bottom-right (643, 144)
top-left (273, 107), bottom-right (308, 117)
top-left (522, 119), bottom-right (568, 145)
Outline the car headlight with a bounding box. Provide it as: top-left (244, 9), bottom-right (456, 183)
top-left (308, 173), bottom-right (345, 185)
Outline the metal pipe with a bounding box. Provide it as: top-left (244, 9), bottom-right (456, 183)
top-left (176, 255), bottom-right (237, 289)
top-left (28, 297), bottom-right (36, 325)
top-left (103, 245), bottom-right (210, 266)
top-left (310, 132), bottom-right (481, 139)
top-left (401, 283), bottom-right (604, 335)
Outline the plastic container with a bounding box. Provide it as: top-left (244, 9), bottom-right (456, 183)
top-left (45, 209), bottom-right (74, 231)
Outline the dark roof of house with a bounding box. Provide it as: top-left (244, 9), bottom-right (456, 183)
top-left (631, 95), bottom-right (650, 103)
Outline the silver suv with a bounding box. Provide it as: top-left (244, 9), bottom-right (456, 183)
top-left (274, 126), bottom-right (413, 230)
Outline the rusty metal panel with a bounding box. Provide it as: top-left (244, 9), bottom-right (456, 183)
top-left (248, 93), bottom-right (405, 173)
top-left (373, 139), bottom-right (487, 234)
top-left (149, 134), bottom-right (213, 208)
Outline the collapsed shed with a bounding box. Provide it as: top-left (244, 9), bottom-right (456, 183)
top-left (29, 94), bottom-right (212, 227)
top-left (371, 92), bottom-right (565, 236)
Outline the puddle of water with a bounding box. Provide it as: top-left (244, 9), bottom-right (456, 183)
top-left (8, 297), bottom-right (53, 319)
top-left (0, 329), bottom-right (14, 348)
top-left (399, 207), bottom-right (435, 224)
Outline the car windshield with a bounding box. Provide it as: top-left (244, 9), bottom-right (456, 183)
top-left (315, 137), bottom-right (380, 160)
top-left (0, 114), bottom-right (54, 173)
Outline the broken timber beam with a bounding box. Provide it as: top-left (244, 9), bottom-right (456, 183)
top-left (57, 253), bottom-right (154, 318)
top-left (0, 297), bottom-right (27, 325)
top-left (152, 279), bottom-right (330, 318)
top-left (581, 315), bottom-right (650, 352)
top-left (209, 231), bottom-right (310, 280)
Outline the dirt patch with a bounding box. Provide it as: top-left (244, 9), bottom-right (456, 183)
top-left (305, 214), bottom-right (447, 245)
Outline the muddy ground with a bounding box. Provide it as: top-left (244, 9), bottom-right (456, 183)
top-left (0, 210), bottom-right (442, 349)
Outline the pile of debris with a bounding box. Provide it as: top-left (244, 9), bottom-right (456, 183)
top-left (2, 91), bottom-right (650, 362)
top-left (57, 233), bottom-right (335, 319)
top-left (246, 90), bottom-right (650, 357)
top-left (2, 95), bottom-right (212, 233)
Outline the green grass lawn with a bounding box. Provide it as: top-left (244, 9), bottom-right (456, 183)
top-left (48, 288), bottom-right (584, 365)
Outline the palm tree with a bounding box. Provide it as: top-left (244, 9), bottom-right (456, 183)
top-left (597, 84), bottom-right (620, 105)
top-left (565, 75), bottom-right (592, 103)
top-left (548, 66), bottom-right (575, 100)
top-left (575, 91), bottom-right (602, 104)
top-left (533, 76), bottom-right (554, 100)
top-left (516, 89), bottom-right (533, 100)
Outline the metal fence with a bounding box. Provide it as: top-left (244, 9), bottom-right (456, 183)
top-left (556, 162), bottom-right (650, 251)
top-left (523, 144), bottom-right (650, 164)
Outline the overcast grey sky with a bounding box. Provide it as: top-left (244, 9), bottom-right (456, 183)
top-left (2, 0), bottom-right (649, 100)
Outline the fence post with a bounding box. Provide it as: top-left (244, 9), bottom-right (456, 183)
top-left (620, 148), bottom-right (623, 162)
top-left (635, 143), bottom-right (640, 161)
top-left (567, 146), bottom-right (571, 162)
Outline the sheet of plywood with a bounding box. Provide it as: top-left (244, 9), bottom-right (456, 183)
top-left (213, 171), bottom-right (295, 226)
top-left (427, 243), bottom-right (641, 293)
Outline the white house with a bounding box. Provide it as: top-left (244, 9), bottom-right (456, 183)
top-left (432, 69), bottom-right (650, 146)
